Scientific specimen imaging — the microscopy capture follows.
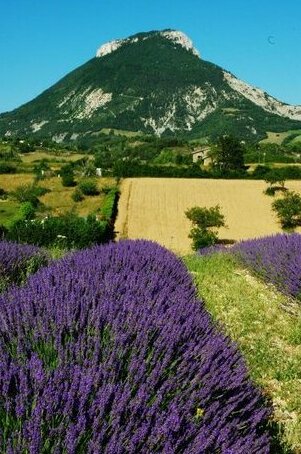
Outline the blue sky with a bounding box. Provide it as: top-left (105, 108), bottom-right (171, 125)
top-left (1, 0), bottom-right (300, 113)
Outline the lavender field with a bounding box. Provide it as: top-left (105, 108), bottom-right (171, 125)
top-left (0, 240), bottom-right (271, 453)
top-left (232, 234), bottom-right (301, 299)
top-left (199, 233), bottom-right (301, 300)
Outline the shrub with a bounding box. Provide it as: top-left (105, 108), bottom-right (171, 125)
top-left (71, 188), bottom-right (84, 202)
top-left (101, 184), bottom-right (118, 195)
top-left (112, 161), bottom-right (210, 178)
top-left (188, 227), bottom-right (217, 249)
top-left (251, 165), bottom-right (271, 179)
top-left (0, 162), bottom-right (16, 173)
top-left (61, 173), bottom-right (76, 187)
top-left (0, 188), bottom-right (7, 199)
top-left (185, 205), bottom-right (226, 250)
top-left (265, 166), bottom-right (301, 181)
top-left (272, 191), bottom-right (301, 229)
top-left (18, 202), bottom-right (36, 220)
top-left (11, 184), bottom-right (49, 207)
top-left (264, 186), bottom-right (277, 196)
top-left (99, 188), bottom-right (119, 222)
top-left (78, 179), bottom-right (99, 196)
top-left (265, 171), bottom-right (286, 188)
top-left (0, 240), bottom-right (271, 452)
top-left (33, 160), bottom-right (50, 181)
top-left (264, 170), bottom-right (286, 196)
top-left (6, 212), bottom-right (108, 249)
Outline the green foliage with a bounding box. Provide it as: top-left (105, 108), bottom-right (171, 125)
top-left (60, 163), bottom-right (76, 187)
top-left (6, 213), bottom-right (107, 249)
top-left (18, 202), bottom-right (36, 220)
top-left (0, 188), bottom-right (7, 199)
top-left (251, 165), bottom-right (272, 179)
top-left (5, 186), bottom-right (120, 248)
top-left (264, 170), bottom-right (287, 196)
top-left (78, 179), bottom-right (99, 196)
top-left (265, 171), bottom-right (286, 188)
top-left (99, 188), bottom-right (120, 221)
top-left (188, 228), bottom-right (217, 249)
top-left (11, 184), bottom-right (49, 207)
top-left (244, 143), bottom-right (296, 164)
top-left (113, 160), bottom-right (209, 178)
top-left (101, 185), bottom-right (118, 194)
top-left (214, 135), bottom-right (245, 172)
top-left (249, 165), bottom-right (301, 182)
top-left (7, 202), bottom-right (36, 233)
top-left (71, 188), bottom-right (84, 202)
top-left (82, 160), bottom-right (97, 177)
top-left (153, 149), bottom-right (192, 165)
top-left (185, 205), bottom-right (226, 230)
top-left (272, 191), bottom-right (301, 229)
top-left (264, 186), bottom-right (278, 196)
top-left (282, 131), bottom-right (301, 149)
top-left (16, 141), bottom-right (35, 153)
top-left (60, 163), bottom-right (74, 176)
top-left (0, 162), bottom-right (16, 174)
top-left (61, 173), bottom-right (76, 187)
top-left (33, 159), bottom-right (50, 180)
top-left (185, 205), bottom-right (226, 250)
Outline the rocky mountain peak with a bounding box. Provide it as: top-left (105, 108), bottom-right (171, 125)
top-left (96, 29), bottom-right (200, 58)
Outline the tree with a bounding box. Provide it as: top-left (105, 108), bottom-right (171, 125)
top-left (78, 179), bottom-right (99, 196)
top-left (264, 169), bottom-right (286, 196)
top-left (214, 135), bottom-right (245, 172)
top-left (60, 164), bottom-right (76, 187)
top-left (272, 191), bottom-right (301, 229)
top-left (33, 159), bottom-right (50, 181)
top-left (185, 205), bottom-right (226, 250)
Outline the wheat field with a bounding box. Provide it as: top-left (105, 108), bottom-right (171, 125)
top-left (115, 178), bottom-right (301, 254)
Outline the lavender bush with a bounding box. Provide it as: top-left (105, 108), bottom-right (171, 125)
top-left (0, 240), bottom-right (49, 290)
top-left (232, 233), bottom-right (301, 299)
top-left (0, 240), bottom-right (270, 452)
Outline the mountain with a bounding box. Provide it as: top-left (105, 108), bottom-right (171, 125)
top-left (1, 29), bottom-right (301, 142)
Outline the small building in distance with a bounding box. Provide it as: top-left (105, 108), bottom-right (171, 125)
top-left (192, 146), bottom-right (212, 166)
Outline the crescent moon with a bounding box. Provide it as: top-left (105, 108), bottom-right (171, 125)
top-left (268, 35), bottom-right (275, 45)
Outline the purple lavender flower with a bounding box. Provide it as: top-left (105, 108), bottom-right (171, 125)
top-left (232, 233), bottom-right (301, 298)
top-left (0, 240), bottom-right (271, 452)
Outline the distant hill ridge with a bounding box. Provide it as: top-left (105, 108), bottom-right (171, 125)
top-left (1, 29), bottom-right (301, 141)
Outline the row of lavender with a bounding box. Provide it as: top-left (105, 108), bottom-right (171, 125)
top-left (0, 240), bottom-right (270, 452)
top-left (0, 241), bottom-right (49, 291)
top-left (200, 234), bottom-right (301, 299)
